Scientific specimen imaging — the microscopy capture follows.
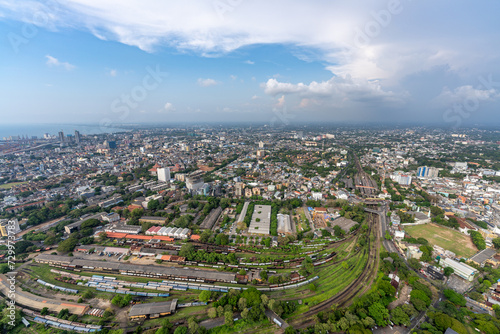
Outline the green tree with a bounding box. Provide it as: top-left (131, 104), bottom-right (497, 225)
top-left (188, 317), bottom-right (199, 334)
top-left (493, 237), bottom-right (500, 249)
top-left (368, 302), bottom-right (389, 326)
top-left (199, 290), bottom-right (211, 303)
top-left (241, 308), bottom-right (249, 320)
top-left (57, 237), bottom-right (77, 253)
top-left (238, 297), bottom-right (247, 311)
top-left (391, 306), bottom-right (410, 326)
top-left (207, 307), bottom-right (217, 318)
top-left (173, 326), bottom-right (188, 334)
top-left (148, 199), bottom-right (160, 211)
top-left (444, 267), bottom-right (454, 277)
top-left (224, 310), bottom-right (234, 326)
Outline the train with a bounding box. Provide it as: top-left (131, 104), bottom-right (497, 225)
top-left (33, 317), bottom-right (99, 332)
top-left (36, 279), bottom-right (79, 294)
top-left (21, 308), bottom-right (102, 333)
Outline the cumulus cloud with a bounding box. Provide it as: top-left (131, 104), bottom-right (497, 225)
top-left (163, 102), bottom-right (175, 111)
top-left (197, 78), bottom-right (218, 87)
top-left (5, 0), bottom-right (492, 80)
top-left (275, 95), bottom-right (286, 108)
top-left (45, 55), bottom-right (75, 70)
top-left (262, 76), bottom-right (404, 105)
top-left (433, 85), bottom-right (500, 107)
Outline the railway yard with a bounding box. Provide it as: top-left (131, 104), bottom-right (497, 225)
top-left (2, 205), bottom-right (382, 333)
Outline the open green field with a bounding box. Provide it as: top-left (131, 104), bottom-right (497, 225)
top-left (404, 223), bottom-right (477, 258)
top-left (0, 181), bottom-right (27, 189)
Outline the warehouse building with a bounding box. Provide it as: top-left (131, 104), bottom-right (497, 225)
top-left (277, 214), bottom-right (292, 234)
top-left (441, 257), bottom-right (476, 281)
top-left (129, 300), bottom-right (177, 320)
top-left (139, 216), bottom-right (166, 224)
top-left (469, 248), bottom-right (497, 267)
top-left (248, 205), bottom-right (271, 235)
top-left (200, 207), bottom-right (222, 230)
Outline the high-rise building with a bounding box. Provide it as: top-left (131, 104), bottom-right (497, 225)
top-left (74, 130), bottom-right (81, 143)
top-left (58, 131), bottom-right (64, 142)
top-left (105, 140), bottom-right (117, 149)
top-left (186, 172), bottom-right (204, 191)
top-left (417, 166), bottom-right (439, 178)
top-left (157, 167), bottom-right (171, 182)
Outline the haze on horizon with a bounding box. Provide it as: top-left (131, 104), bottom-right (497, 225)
top-left (1, 0), bottom-right (499, 128)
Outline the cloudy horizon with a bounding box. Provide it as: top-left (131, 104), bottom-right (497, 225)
top-left (1, 0), bottom-right (499, 128)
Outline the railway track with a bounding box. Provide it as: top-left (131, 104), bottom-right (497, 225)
top-left (292, 212), bottom-right (380, 329)
top-left (353, 154), bottom-right (378, 197)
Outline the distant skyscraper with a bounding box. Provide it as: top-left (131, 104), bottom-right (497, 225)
top-left (157, 167), bottom-right (171, 182)
top-left (104, 140), bottom-right (117, 149)
top-left (74, 130), bottom-right (81, 143)
top-left (58, 131), bottom-right (64, 142)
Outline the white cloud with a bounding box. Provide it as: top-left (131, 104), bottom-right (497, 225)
top-left (163, 102), bottom-right (175, 111)
top-left (244, 60), bottom-right (255, 65)
top-left (230, 74), bottom-right (237, 80)
top-left (45, 55), bottom-right (75, 70)
top-left (10, 1), bottom-right (491, 80)
top-left (251, 95), bottom-right (259, 100)
top-left (433, 85), bottom-right (500, 107)
top-left (197, 78), bottom-right (218, 87)
top-left (108, 69), bottom-right (117, 76)
top-left (262, 76), bottom-right (404, 104)
top-left (276, 95), bottom-right (285, 108)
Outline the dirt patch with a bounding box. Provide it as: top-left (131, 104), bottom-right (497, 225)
top-left (90, 297), bottom-right (112, 309)
top-left (388, 283), bottom-right (411, 310)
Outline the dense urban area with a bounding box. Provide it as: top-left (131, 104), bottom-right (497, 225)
top-left (1, 125), bottom-right (500, 334)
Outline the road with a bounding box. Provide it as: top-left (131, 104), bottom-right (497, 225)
top-left (17, 216), bottom-right (68, 237)
top-left (375, 204), bottom-right (446, 334)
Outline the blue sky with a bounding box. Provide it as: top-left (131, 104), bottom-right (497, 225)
top-left (1, 0), bottom-right (499, 127)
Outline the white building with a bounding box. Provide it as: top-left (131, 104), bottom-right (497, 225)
top-left (311, 192), bottom-right (323, 201)
top-left (157, 167), bottom-right (171, 182)
top-left (441, 257), bottom-right (476, 281)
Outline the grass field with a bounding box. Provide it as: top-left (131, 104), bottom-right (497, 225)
top-left (0, 181), bottom-right (27, 189)
top-left (269, 237), bottom-right (369, 320)
top-left (404, 223), bottom-right (477, 258)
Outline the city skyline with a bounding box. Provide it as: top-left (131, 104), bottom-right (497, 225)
top-left (1, 1), bottom-right (499, 127)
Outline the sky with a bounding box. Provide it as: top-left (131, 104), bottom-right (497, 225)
top-left (0, 0), bottom-right (499, 128)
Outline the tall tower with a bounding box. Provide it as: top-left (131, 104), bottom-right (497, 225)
top-left (58, 131), bottom-right (64, 142)
top-left (74, 130), bottom-right (81, 143)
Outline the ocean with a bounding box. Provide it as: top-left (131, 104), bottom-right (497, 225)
top-left (0, 124), bottom-right (129, 139)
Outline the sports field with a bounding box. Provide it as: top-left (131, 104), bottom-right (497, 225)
top-left (404, 223), bottom-right (477, 258)
top-left (0, 181), bottom-right (27, 189)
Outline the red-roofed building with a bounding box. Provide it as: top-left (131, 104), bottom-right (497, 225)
top-left (148, 163), bottom-right (161, 175)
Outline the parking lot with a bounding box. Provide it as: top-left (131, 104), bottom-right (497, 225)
top-left (446, 274), bottom-right (472, 293)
